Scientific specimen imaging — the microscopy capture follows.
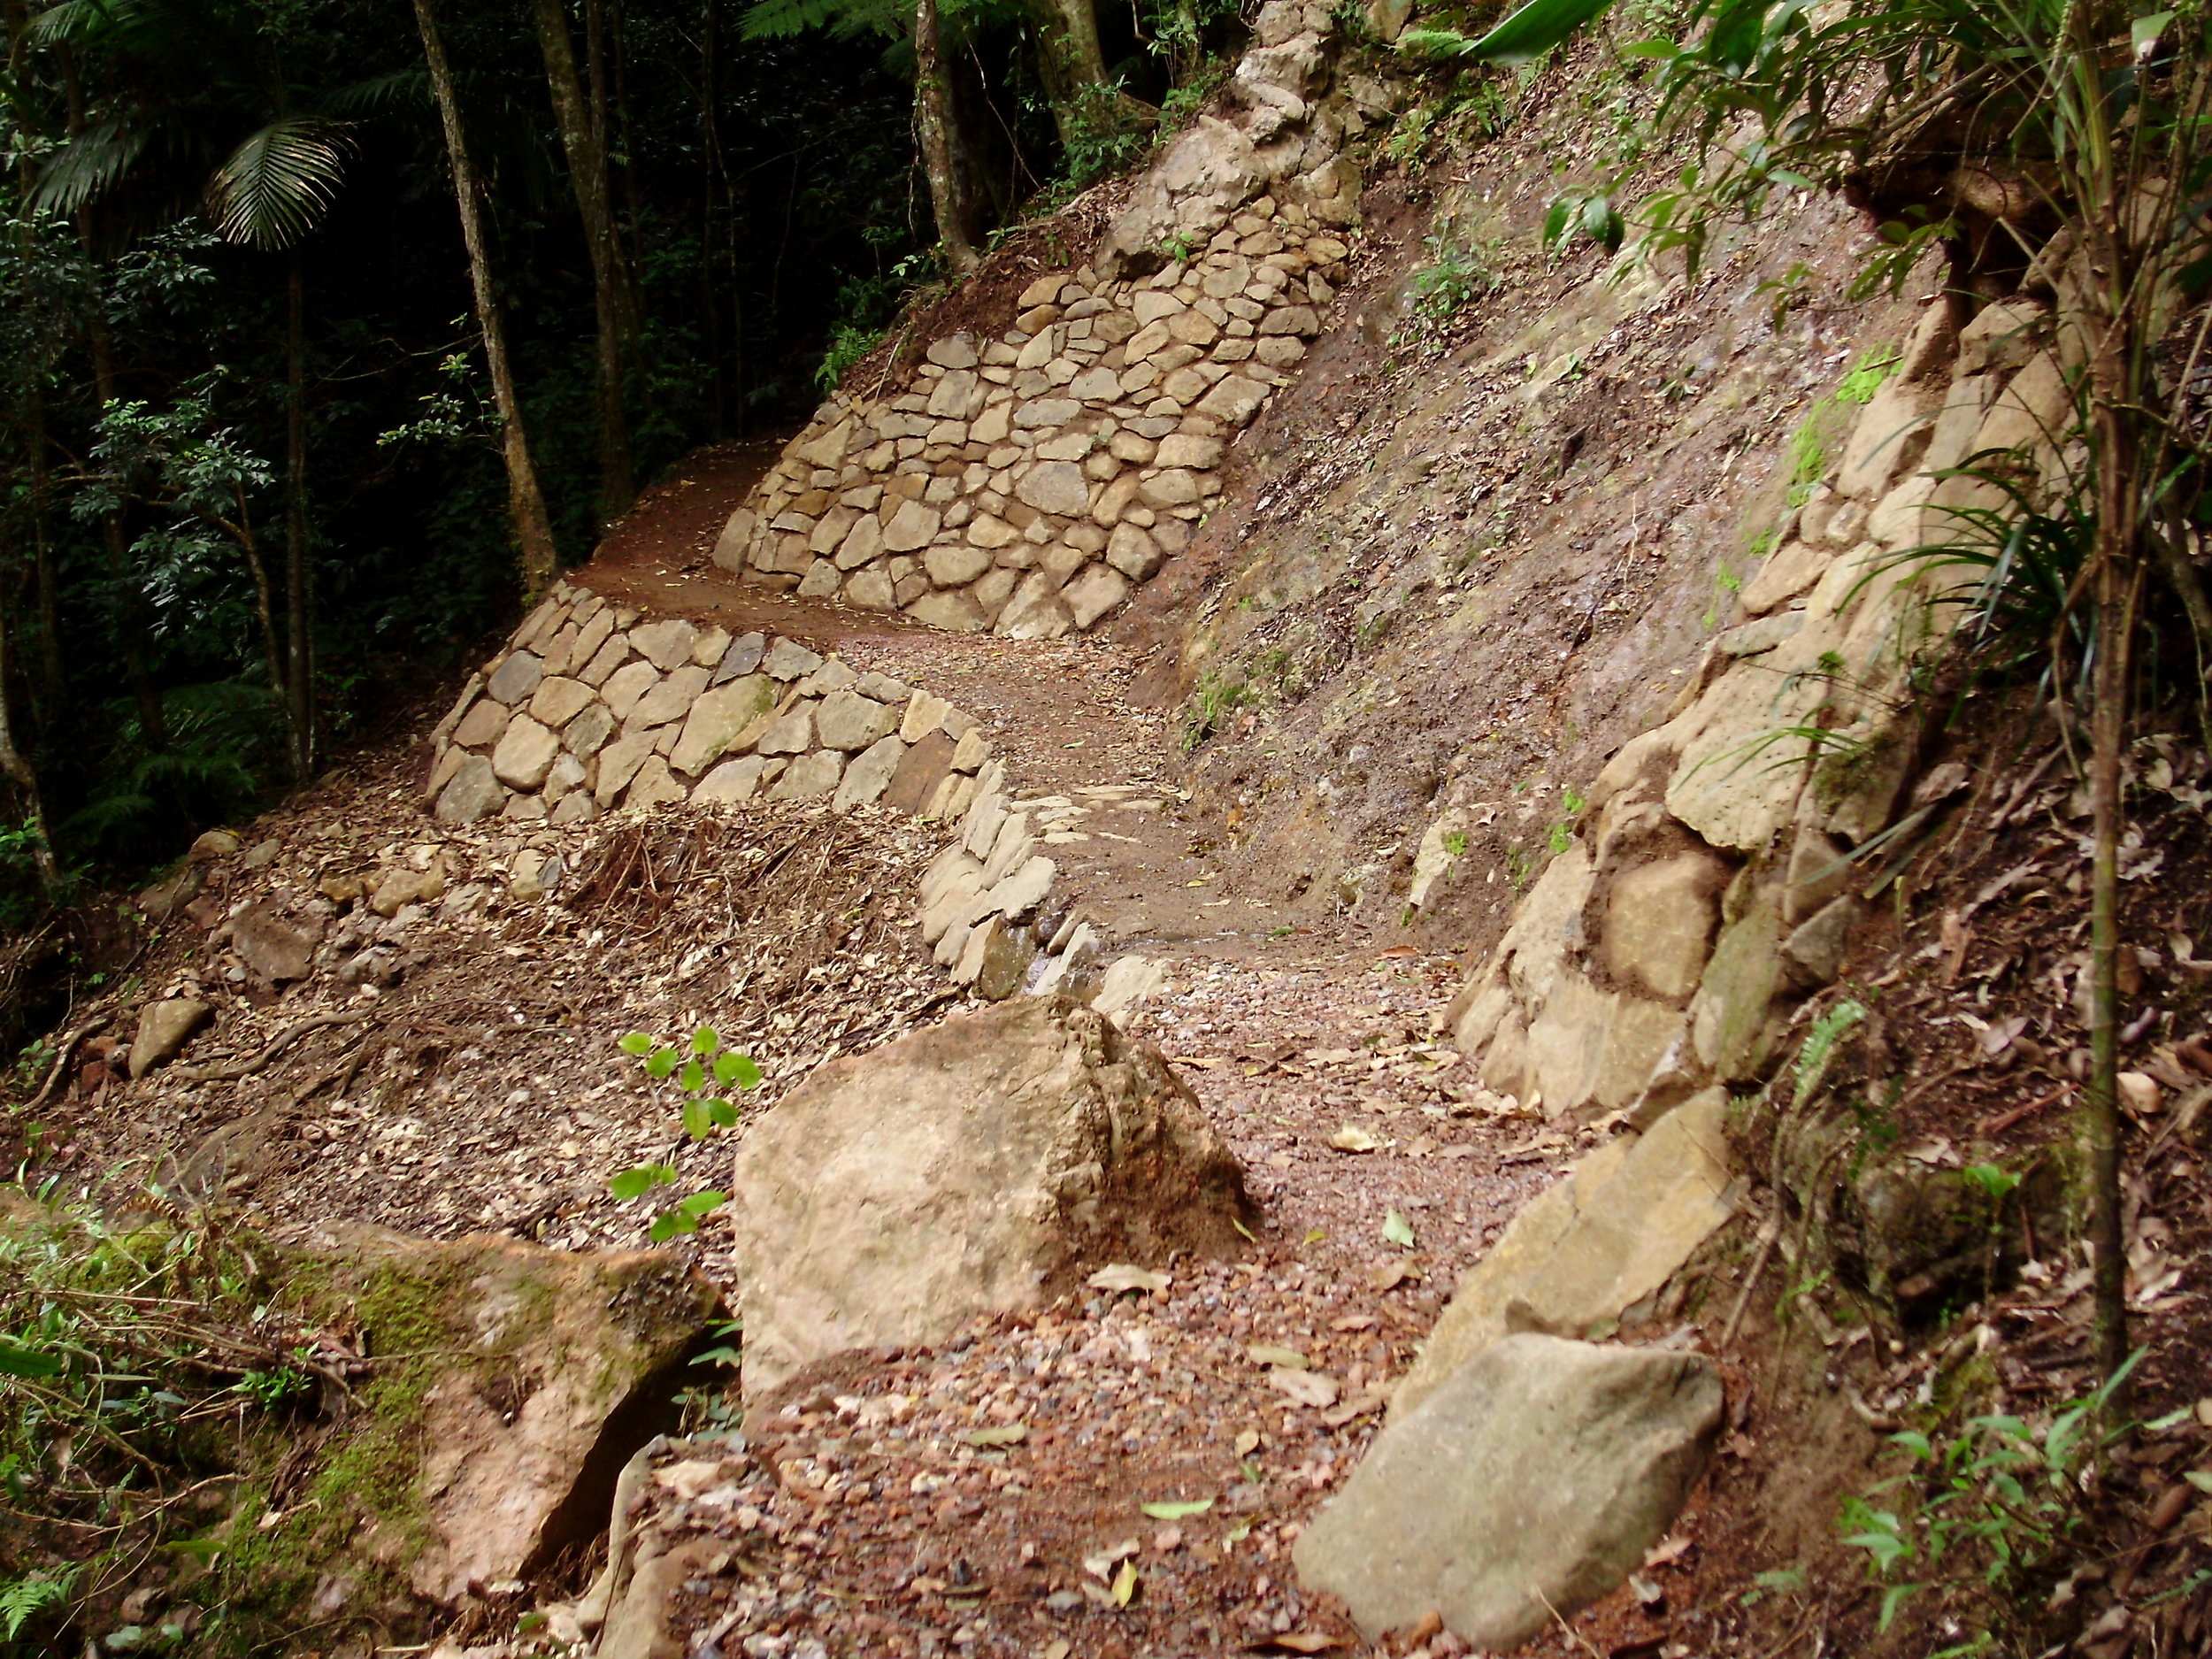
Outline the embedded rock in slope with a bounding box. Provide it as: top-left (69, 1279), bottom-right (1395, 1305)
top-left (725, 995), bottom-right (1254, 1395)
top-left (1391, 1087), bottom-right (1737, 1417)
top-left (280, 1223), bottom-right (719, 1611)
top-left (1294, 1334), bottom-right (1724, 1649)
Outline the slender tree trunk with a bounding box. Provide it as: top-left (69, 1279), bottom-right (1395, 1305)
top-left (284, 251), bottom-right (315, 782)
top-left (223, 489), bottom-right (288, 730)
top-left (915, 0), bottom-right (979, 273)
top-left (25, 390), bottom-right (63, 704)
top-left (82, 303), bottom-right (170, 749)
top-left (0, 589), bottom-right (58, 887)
top-left (701, 0), bottom-right (725, 438)
top-left (411, 0), bottom-right (560, 598)
top-left (532, 0), bottom-right (637, 526)
top-left (2082, 196), bottom-right (2139, 1390)
top-left (610, 0), bottom-right (642, 240)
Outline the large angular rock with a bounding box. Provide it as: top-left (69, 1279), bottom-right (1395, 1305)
top-left (1294, 1335), bottom-right (1724, 1650)
top-left (130, 998), bottom-right (212, 1078)
top-left (492, 714), bottom-right (562, 790)
top-left (815, 688), bottom-right (895, 751)
top-left (233, 902), bottom-right (321, 983)
top-left (725, 995), bottom-right (1254, 1395)
top-left (485, 650), bottom-right (543, 705)
top-left (1393, 1087), bottom-right (1736, 1415)
top-left (278, 1224), bottom-right (718, 1610)
top-left (1601, 850), bottom-right (1728, 1002)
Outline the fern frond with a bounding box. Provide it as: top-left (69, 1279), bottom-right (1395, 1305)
top-left (29, 116), bottom-right (150, 215)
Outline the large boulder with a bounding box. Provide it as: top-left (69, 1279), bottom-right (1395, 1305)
top-left (1294, 1334), bottom-right (1724, 1649)
top-left (725, 995), bottom-right (1253, 1395)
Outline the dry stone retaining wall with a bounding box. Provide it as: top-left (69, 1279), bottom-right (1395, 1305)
top-left (424, 582), bottom-right (1001, 827)
top-left (422, 584), bottom-right (1109, 1006)
top-left (710, 0), bottom-right (1371, 639)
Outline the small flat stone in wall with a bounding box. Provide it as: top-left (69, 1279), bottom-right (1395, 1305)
top-left (1064, 565), bottom-right (1133, 630)
top-left (901, 690), bottom-right (951, 742)
top-left (629, 664), bottom-right (710, 730)
top-left (764, 638), bottom-right (825, 680)
top-left (453, 698), bottom-right (511, 749)
top-left (670, 676), bottom-right (776, 777)
top-left (485, 650), bottom-right (543, 705)
top-left (816, 688), bottom-right (896, 751)
top-left (772, 749), bottom-right (844, 800)
top-left (434, 755), bottom-right (506, 826)
top-left (602, 659), bottom-right (660, 720)
top-left (693, 754), bottom-right (771, 805)
top-left (757, 703), bottom-right (815, 755)
top-left (884, 729), bottom-right (957, 815)
top-left (909, 591), bottom-right (987, 633)
top-left (563, 702), bottom-right (615, 758)
top-left (833, 733), bottom-right (907, 812)
top-left (626, 756), bottom-right (687, 810)
top-left (528, 676), bottom-right (596, 728)
top-left (715, 632), bottom-right (767, 682)
top-left (491, 716), bottom-right (561, 790)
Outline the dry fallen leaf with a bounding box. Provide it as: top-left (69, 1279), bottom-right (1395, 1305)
top-left (1366, 1260), bottom-right (1416, 1292)
top-left (1247, 1342), bottom-right (1310, 1370)
top-left (1268, 1366), bottom-right (1340, 1409)
top-left (1248, 1633), bottom-right (1341, 1653)
top-left (1326, 1124), bottom-right (1383, 1154)
top-left (962, 1424), bottom-right (1027, 1447)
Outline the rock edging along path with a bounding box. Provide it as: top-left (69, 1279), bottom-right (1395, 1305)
top-left (710, 0), bottom-right (1369, 639)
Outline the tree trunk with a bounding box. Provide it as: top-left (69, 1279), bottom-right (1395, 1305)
top-left (1029, 0), bottom-right (1117, 147)
top-left (412, 0), bottom-right (561, 599)
top-left (82, 302), bottom-right (170, 750)
top-left (0, 589), bottom-right (58, 887)
top-left (25, 390), bottom-right (64, 705)
top-left (915, 0), bottom-right (979, 273)
top-left (532, 0), bottom-right (637, 526)
top-left (283, 251), bottom-right (316, 782)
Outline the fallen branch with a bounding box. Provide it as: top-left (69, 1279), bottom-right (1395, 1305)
top-left (21, 1011), bottom-right (112, 1111)
top-left (168, 1009), bottom-right (373, 1083)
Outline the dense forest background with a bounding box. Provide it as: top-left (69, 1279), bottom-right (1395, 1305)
top-left (0, 0), bottom-right (1245, 894)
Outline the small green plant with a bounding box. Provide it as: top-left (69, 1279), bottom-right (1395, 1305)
top-left (1841, 1352), bottom-right (2147, 1633)
top-left (1181, 672), bottom-right (1248, 750)
top-left (1793, 998), bottom-right (1865, 1107)
top-left (2, 1568), bottom-right (76, 1640)
top-left (1442, 829), bottom-right (1470, 857)
top-left (1836, 348), bottom-right (1900, 405)
top-left (1159, 232), bottom-right (1196, 264)
top-left (815, 321), bottom-right (882, 394)
top-left (611, 1026), bottom-right (762, 1241)
top-left (1542, 186), bottom-right (1626, 256)
top-left (1411, 234), bottom-right (1498, 317)
top-left (234, 1363), bottom-right (312, 1409)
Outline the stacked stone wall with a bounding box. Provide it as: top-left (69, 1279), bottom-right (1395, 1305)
top-left (423, 583), bottom-right (1000, 827)
top-left (710, 0), bottom-right (1371, 638)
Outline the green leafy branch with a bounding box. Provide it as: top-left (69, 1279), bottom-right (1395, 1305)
top-left (610, 1026), bottom-right (761, 1242)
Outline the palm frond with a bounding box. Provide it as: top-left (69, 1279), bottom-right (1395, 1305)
top-left (203, 119), bottom-right (354, 250)
top-left (741, 0), bottom-right (905, 42)
top-left (28, 0), bottom-right (188, 50)
top-left (29, 116), bottom-right (150, 216)
top-left (319, 67), bottom-right (427, 116)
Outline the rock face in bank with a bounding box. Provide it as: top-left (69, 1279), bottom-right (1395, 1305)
top-left (1439, 296), bottom-right (2044, 1125)
top-left (424, 581), bottom-right (998, 826)
top-left (276, 1224), bottom-right (718, 1613)
top-left (710, 0), bottom-right (1376, 637)
top-left (1294, 1334), bottom-right (1724, 1649)
top-left (724, 995), bottom-right (1255, 1395)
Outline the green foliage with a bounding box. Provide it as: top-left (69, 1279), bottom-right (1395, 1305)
top-left (1180, 671), bottom-right (1248, 750)
top-left (1397, 0), bottom-right (1616, 65)
top-left (0, 1194), bottom-right (345, 1651)
top-left (1056, 82), bottom-right (1156, 193)
top-left (612, 1027), bottom-right (761, 1241)
top-left (1, 1568), bottom-right (76, 1640)
top-left (1543, 186), bottom-right (1625, 255)
top-left (1793, 998), bottom-right (1864, 1108)
top-left (1412, 233), bottom-right (1501, 317)
top-left (1839, 1352), bottom-right (2146, 1634)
